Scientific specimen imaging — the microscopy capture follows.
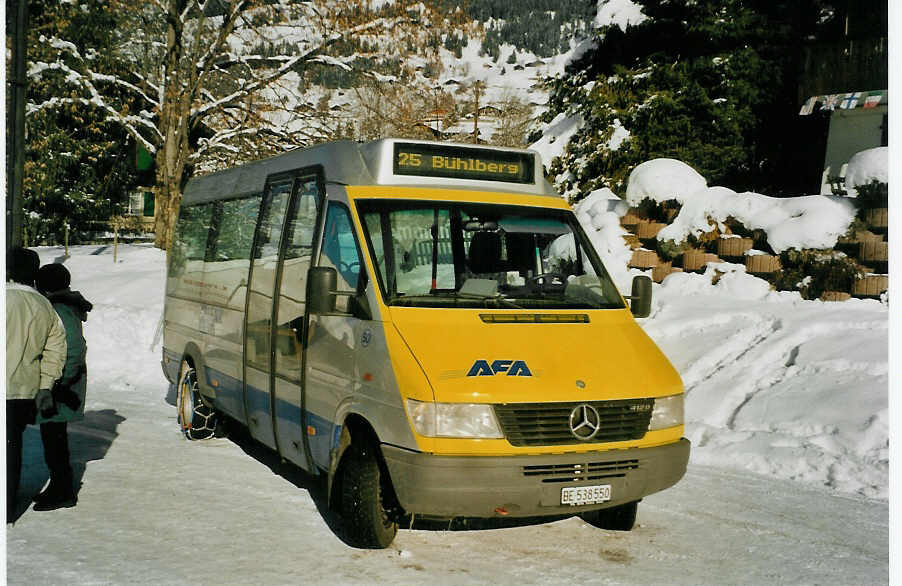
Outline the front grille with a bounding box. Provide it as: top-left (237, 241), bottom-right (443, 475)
top-left (493, 399), bottom-right (654, 447)
top-left (523, 459), bottom-right (640, 483)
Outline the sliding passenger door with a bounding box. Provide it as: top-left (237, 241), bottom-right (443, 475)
top-left (243, 171), bottom-right (323, 458)
top-left (272, 176), bottom-right (322, 468)
top-left (244, 176), bottom-right (293, 449)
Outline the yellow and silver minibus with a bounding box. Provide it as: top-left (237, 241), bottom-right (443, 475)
top-left (161, 139), bottom-right (688, 548)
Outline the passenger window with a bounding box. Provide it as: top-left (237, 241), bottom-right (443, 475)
top-left (178, 204), bottom-right (214, 261)
top-left (254, 180), bottom-right (293, 260)
top-left (212, 197), bottom-right (260, 261)
top-left (284, 178), bottom-right (320, 259)
top-left (169, 203), bottom-right (214, 279)
top-left (321, 204), bottom-right (361, 291)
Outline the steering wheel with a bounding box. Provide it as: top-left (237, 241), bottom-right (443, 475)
top-left (528, 272), bottom-right (566, 286)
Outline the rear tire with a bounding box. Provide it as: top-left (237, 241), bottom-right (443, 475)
top-left (339, 443), bottom-right (398, 549)
top-left (579, 501), bottom-right (638, 531)
top-left (177, 360), bottom-right (218, 441)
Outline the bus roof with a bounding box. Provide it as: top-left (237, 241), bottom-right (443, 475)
top-left (181, 139), bottom-right (558, 206)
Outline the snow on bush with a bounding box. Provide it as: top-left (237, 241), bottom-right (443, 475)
top-left (594, 0), bottom-right (648, 31)
top-left (626, 158), bottom-right (857, 253)
top-left (844, 147), bottom-right (889, 196)
top-left (624, 158), bottom-right (707, 204)
top-left (531, 112), bottom-right (585, 168)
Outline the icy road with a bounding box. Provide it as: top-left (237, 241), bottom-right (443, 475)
top-left (5, 245), bottom-right (889, 584)
top-left (6, 409), bottom-right (889, 585)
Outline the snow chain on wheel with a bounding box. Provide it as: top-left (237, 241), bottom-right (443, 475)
top-left (177, 362), bottom-right (218, 441)
top-left (339, 443), bottom-right (398, 549)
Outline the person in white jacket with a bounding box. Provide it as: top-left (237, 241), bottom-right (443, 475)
top-left (6, 247), bottom-right (66, 523)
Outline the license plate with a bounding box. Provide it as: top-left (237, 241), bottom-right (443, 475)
top-left (561, 484), bottom-right (612, 506)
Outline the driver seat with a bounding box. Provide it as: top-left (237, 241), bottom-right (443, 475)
top-left (467, 231), bottom-right (503, 274)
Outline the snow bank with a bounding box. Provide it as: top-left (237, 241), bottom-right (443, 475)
top-left (626, 158), bottom-right (857, 253)
top-left (844, 147), bottom-right (889, 195)
top-left (647, 263), bottom-right (888, 499)
top-left (571, 187), bottom-right (634, 290)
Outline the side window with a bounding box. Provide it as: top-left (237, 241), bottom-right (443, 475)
top-left (181, 204), bottom-right (214, 260)
top-left (211, 197), bottom-right (260, 261)
top-left (284, 177), bottom-right (320, 260)
top-left (253, 180), bottom-right (293, 261)
top-left (363, 213), bottom-right (385, 285)
top-left (169, 203), bottom-right (214, 276)
top-left (202, 197), bottom-right (260, 307)
top-left (321, 203), bottom-right (362, 291)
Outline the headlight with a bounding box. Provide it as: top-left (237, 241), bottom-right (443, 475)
top-left (649, 394), bottom-right (684, 431)
top-left (406, 399), bottom-right (504, 439)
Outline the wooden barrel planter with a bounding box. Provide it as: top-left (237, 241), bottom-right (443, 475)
top-left (716, 236), bottom-right (754, 259)
top-left (852, 275), bottom-right (889, 298)
top-left (622, 233), bottom-right (641, 250)
top-left (859, 241), bottom-right (889, 273)
top-left (681, 250), bottom-right (720, 272)
top-left (620, 211), bottom-right (641, 231)
top-left (745, 254), bottom-right (780, 274)
top-left (820, 291), bottom-right (851, 302)
top-left (652, 263), bottom-right (682, 283)
top-left (864, 208), bottom-right (888, 232)
top-left (636, 221), bottom-right (667, 241)
top-left (836, 230), bottom-right (883, 256)
top-left (859, 241), bottom-right (889, 262)
top-left (629, 249), bottom-right (659, 269)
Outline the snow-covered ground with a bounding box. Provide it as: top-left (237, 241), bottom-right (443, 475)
top-left (4, 241), bottom-right (889, 584)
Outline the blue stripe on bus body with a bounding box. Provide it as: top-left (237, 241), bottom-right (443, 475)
top-left (202, 366), bottom-right (246, 424)
top-left (203, 365), bottom-right (338, 473)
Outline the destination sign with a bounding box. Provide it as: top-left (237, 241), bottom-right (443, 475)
top-left (393, 142), bottom-right (535, 184)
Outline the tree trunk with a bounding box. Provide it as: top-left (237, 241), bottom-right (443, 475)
top-left (152, 0), bottom-right (190, 250)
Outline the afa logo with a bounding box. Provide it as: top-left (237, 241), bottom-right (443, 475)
top-left (467, 359), bottom-right (532, 377)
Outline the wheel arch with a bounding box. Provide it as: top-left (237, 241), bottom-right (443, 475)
top-left (327, 412), bottom-right (398, 512)
top-left (178, 343), bottom-right (213, 400)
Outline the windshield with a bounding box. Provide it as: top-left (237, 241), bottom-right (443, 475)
top-left (357, 200), bottom-right (625, 310)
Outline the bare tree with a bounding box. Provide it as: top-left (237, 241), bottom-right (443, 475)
top-left (27, 0), bottom-right (456, 248)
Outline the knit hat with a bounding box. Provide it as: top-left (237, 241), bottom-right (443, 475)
top-left (7, 247), bottom-right (40, 285)
top-left (36, 263), bottom-right (71, 295)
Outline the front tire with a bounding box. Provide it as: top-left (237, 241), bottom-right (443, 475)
top-left (339, 443), bottom-right (398, 549)
top-left (579, 501), bottom-right (638, 531)
top-left (177, 361), bottom-right (218, 440)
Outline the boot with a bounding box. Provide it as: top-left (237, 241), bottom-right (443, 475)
top-left (32, 484), bottom-right (77, 511)
top-left (32, 482), bottom-right (60, 505)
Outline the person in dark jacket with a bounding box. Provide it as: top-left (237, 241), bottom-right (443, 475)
top-left (33, 263), bottom-right (92, 511)
top-left (6, 248), bottom-right (66, 522)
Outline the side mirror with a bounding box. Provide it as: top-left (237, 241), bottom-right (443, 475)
top-left (628, 275), bottom-right (652, 318)
top-left (308, 266), bottom-right (337, 314)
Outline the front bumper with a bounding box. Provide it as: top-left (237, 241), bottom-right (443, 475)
top-left (382, 437), bottom-right (690, 518)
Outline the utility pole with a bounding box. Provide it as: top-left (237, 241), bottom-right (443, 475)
top-left (471, 80), bottom-right (485, 144)
top-left (7, 0), bottom-right (28, 248)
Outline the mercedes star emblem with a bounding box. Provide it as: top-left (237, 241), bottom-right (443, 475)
top-left (569, 404), bottom-right (601, 440)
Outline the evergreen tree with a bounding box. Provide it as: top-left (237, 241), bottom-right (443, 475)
top-left (23, 0), bottom-right (141, 244)
top-left (538, 0), bottom-right (842, 200)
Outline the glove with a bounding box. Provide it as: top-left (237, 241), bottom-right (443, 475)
top-left (52, 385), bottom-right (82, 411)
top-left (35, 388), bottom-right (58, 418)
